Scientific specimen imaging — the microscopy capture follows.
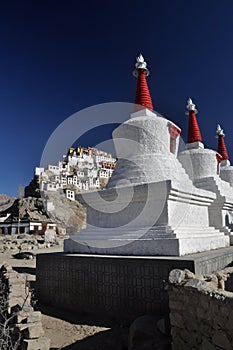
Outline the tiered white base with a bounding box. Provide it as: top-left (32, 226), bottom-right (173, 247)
top-left (64, 180), bottom-right (230, 256)
top-left (194, 176), bottom-right (233, 236)
top-left (64, 225), bottom-right (229, 256)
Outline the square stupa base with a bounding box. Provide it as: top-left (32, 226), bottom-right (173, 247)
top-left (36, 247), bottom-right (233, 319)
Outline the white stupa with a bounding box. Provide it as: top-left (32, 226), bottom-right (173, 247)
top-left (178, 100), bottom-right (233, 241)
top-left (64, 56), bottom-right (229, 256)
top-left (216, 124), bottom-right (233, 187)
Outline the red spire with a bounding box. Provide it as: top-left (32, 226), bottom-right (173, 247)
top-left (133, 54), bottom-right (153, 111)
top-left (216, 124), bottom-right (229, 160)
top-left (185, 98), bottom-right (202, 143)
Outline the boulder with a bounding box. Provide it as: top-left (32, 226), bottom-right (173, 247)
top-left (169, 269), bottom-right (186, 284)
top-left (128, 315), bottom-right (171, 350)
top-left (44, 229), bottom-right (56, 243)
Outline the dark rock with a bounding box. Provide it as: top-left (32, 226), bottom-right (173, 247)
top-left (157, 317), bottom-right (170, 336)
top-left (12, 252), bottom-right (35, 260)
top-left (128, 315), bottom-right (171, 350)
top-left (24, 176), bottom-right (41, 198)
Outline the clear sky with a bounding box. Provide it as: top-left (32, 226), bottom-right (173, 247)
top-left (1, 0), bottom-right (233, 196)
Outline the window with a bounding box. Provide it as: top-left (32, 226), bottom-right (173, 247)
top-left (168, 122), bottom-right (181, 154)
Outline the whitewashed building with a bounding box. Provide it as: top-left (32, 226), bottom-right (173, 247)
top-left (0, 218), bottom-right (57, 235)
top-left (36, 146), bottom-right (116, 200)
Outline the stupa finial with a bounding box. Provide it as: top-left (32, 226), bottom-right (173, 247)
top-left (135, 54), bottom-right (147, 70)
top-left (216, 124), bottom-right (225, 137)
top-left (185, 97), bottom-right (202, 144)
top-left (185, 97), bottom-right (198, 114)
top-left (133, 54), bottom-right (153, 111)
top-left (216, 124), bottom-right (229, 160)
top-left (133, 54), bottom-right (149, 77)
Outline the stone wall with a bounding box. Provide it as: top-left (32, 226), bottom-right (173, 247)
top-left (0, 264), bottom-right (50, 350)
top-left (168, 267), bottom-right (233, 350)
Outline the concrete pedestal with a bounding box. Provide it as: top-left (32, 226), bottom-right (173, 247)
top-left (36, 247), bottom-right (233, 319)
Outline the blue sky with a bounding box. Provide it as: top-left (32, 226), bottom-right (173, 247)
top-left (1, 0), bottom-right (233, 196)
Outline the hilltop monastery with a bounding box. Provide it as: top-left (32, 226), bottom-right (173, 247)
top-left (36, 147), bottom-right (116, 200)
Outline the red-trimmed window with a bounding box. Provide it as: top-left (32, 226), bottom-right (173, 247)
top-left (216, 153), bottom-right (222, 174)
top-left (168, 123), bottom-right (181, 154)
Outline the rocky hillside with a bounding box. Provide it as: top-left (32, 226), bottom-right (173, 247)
top-left (42, 191), bottom-right (86, 233)
top-left (3, 193), bottom-right (86, 234)
top-left (2, 175), bottom-right (86, 234)
top-left (0, 194), bottom-right (16, 213)
top-left (3, 197), bottom-right (49, 222)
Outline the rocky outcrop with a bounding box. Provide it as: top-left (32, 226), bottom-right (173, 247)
top-left (4, 197), bottom-right (49, 222)
top-left (24, 176), bottom-right (41, 198)
top-left (168, 267), bottom-right (233, 350)
top-left (0, 194), bottom-right (16, 213)
top-left (42, 191), bottom-right (86, 233)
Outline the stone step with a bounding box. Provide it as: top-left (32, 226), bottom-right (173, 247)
top-left (72, 233), bottom-right (175, 241)
top-left (71, 231), bottom-right (225, 242)
top-left (73, 225), bottom-right (226, 241)
top-left (172, 226), bottom-right (218, 232)
top-left (173, 231), bottom-right (225, 238)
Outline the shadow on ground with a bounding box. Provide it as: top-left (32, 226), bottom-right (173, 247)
top-left (38, 304), bottom-right (129, 350)
top-left (37, 303), bottom-right (131, 328)
top-left (50, 327), bottom-right (128, 350)
top-left (13, 266), bottom-right (36, 275)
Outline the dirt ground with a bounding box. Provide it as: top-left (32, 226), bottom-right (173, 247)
top-left (0, 240), bottom-right (129, 350)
